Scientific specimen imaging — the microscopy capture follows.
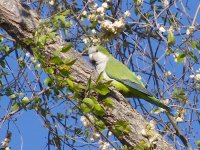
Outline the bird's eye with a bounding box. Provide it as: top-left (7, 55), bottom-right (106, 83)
top-left (96, 50), bottom-right (98, 52)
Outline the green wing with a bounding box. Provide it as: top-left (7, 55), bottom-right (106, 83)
top-left (105, 56), bottom-right (152, 95)
top-left (105, 56), bottom-right (170, 111)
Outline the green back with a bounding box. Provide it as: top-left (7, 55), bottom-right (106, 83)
top-left (97, 46), bottom-right (144, 86)
top-left (105, 55), bottom-right (145, 87)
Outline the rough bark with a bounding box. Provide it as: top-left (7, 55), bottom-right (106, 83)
top-left (0, 0), bottom-right (175, 149)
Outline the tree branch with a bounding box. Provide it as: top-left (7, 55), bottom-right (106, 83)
top-left (0, 0), bottom-right (175, 149)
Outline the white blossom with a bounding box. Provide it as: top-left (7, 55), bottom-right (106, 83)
top-left (101, 20), bottom-right (112, 29)
top-left (88, 14), bottom-right (96, 21)
top-left (91, 29), bottom-right (97, 34)
top-left (163, 99), bottom-right (169, 105)
top-left (80, 116), bottom-right (90, 127)
top-left (88, 0), bottom-right (95, 3)
top-left (186, 26), bottom-right (195, 35)
top-left (159, 26), bottom-right (166, 33)
top-left (136, 0), bottom-right (143, 6)
top-left (124, 10), bottom-right (131, 17)
top-left (82, 10), bottom-right (87, 16)
top-left (195, 84), bottom-right (200, 90)
top-left (194, 74), bottom-right (200, 83)
top-left (99, 140), bottom-right (110, 150)
top-left (189, 69), bottom-right (200, 90)
top-left (97, 7), bottom-right (105, 14)
top-left (31, 57), bottom-right (37, 64)
top-left (186, 29), bottom-right (190, 35)
top-left (25, 52), bottom-right (30, 57)
top-left (162, 0), bottom-right (169, 7)
top-left (80, 115), bottom-right (94, 127)
top-left (113, 18), bottom-right (125, 29)
top-left (102, 2), bottom-right (109, 9)
top-left (92, 38), bottom-right (99, 44)
top-left (5, 147), bottom-right (10, 150)
top-left (1, 133), bottom-right (11, 150)
top-left (137, 75), bottom-right (142, 80)
top-left (190, 73), bottom-right (200, 83)
top-left (108, 131), bottom-right (112, 136)
top-left (83, 37), bottom-right (90, 44)
top-left (149, 120), bottom-right (156, 130)
top-left (176, 117), bottom-right (183, 122)
top-left (90, 137), bottom-right (94, 141)
top-left (88, 1), bottom-right (98, 10)
top-left (168, 26), bottom-right (174, 32)
top-left (35, 63), bottom-right (41, 69)
top-left (94, 132), bottom-right (100, 138)
top-left (90, 132), bottom-right (101, 140)
top-left (48, 0), bottom-right (54, 5)
top-left (165, 71), bottom-right (172, 79)
top-left (189, 74), bottom-right (195, 78)
top-left (173, 53), bottom-right (179, 62)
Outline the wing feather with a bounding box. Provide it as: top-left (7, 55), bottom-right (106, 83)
top-left (105, 57), bottom-right (153, 96)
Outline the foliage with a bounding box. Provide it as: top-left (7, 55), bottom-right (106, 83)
top-left (0, 0), bottom-right (200, 150)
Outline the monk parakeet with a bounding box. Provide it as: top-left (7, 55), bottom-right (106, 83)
top-left (88, 46), bottom-right (170, 111)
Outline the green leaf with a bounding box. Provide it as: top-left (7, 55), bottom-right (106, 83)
top-left (11, 102), bottom-right (19, 112)
top-left (114, 120), bottom-right (130, 133)
top-left (196, 42), bottom-right (200, 50)
top-left (44, 78), bottom-right (52, 86)
top-left (23, 38), bottom-right (32, 45)
top-left (153, 108), bottom-right (165, 114)
top-left (83, 98), bottom-right (95, 108)
top-left (9, 94), bottom-right (17, 100)
top-left (95, 120), bottom-right (105, 130)
top-left (80, 103), bottom-right (91, 113)
top-left (50, 56), bottom-right (63, 65)
top-left (37, 35), bottom-right (47, 47)
top-left (86, 76), bottom-right (92, 91)
top-left (48, 31), bottom-right (56, 41)
top-left (63, 58), bottom-right (77, 66)
top-left (61, 44), bottom-right (73, 52)
top-left (57, 113), bottom-right (64, 120)
top-left (172, 87), bottom-right (187, 104)
top-left (134, 140), bottom-right (150, 150)
top-left (66, 78), bottom-right (74, 88)
top-left (5, 46), bottom-right (10, 53)
top-left (188, 51), bottom-right (198, 63)
top-left (96, 72), bottom-right (104, 83)
top-left (59, 10), bottom-right (70, 16)
top-left (0, 80), bottom-right (3, 86)
top-left (90, 21), bottom-right (98, 29)
top-left (93, 104), bottom-right (106, 116)
top-left (0, 61), bottom-right (6, 68)
top-left (191, 41), bottom-right (197, 49)
top-left (22, 97), bottom-right (30, 104)
top-left (59, 64), bottom-right (70, 76)
top-left (196, 140), bottom-right (200, 147)
top-left (168, 31), bottom-right (176, 46)
top-left (0, 35), bottom-right (3, 42)
top-left (45, 67), bottom-right (54, 75)
top-left (176, 53), bottom-right (186, 63)
top-left (95, 84), bottom-right (110, 95)
top-left (103, 98), bottom-right (113, 108)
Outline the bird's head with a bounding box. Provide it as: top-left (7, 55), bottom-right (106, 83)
top-left (88, 46), bottom-right (110, 65)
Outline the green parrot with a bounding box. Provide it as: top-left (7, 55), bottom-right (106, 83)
top-left (88, 46), bottom-right (170, 111)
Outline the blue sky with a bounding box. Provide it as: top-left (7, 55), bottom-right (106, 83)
top-left (1, 0), bottom-right (200, 150)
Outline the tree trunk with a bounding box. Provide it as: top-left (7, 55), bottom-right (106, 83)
top-left (0, 0), bottom-right (175, 149)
